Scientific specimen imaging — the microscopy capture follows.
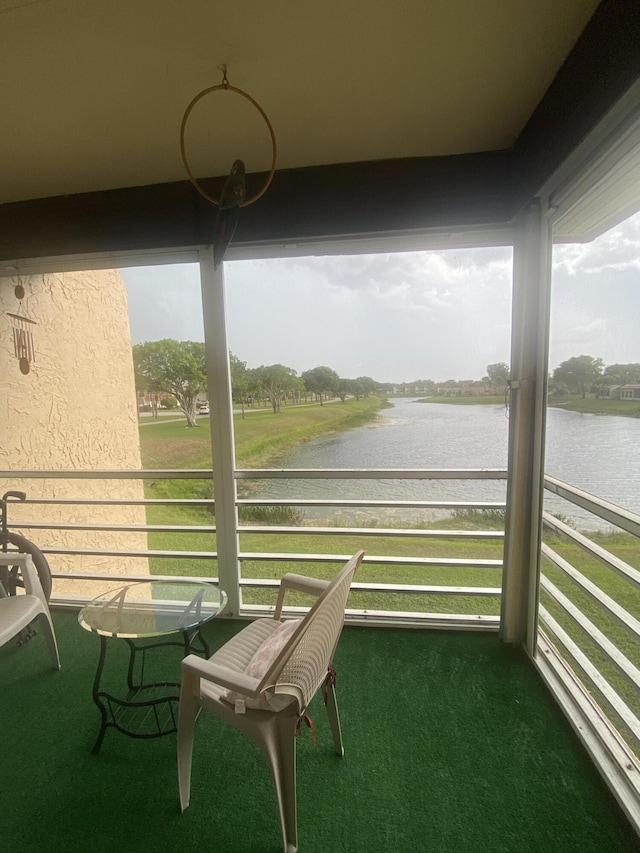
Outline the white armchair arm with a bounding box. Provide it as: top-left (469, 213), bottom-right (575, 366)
top-left (274, 572), bottom-right (330, 618)
top-left (181, 654), bottom-right (262, 697)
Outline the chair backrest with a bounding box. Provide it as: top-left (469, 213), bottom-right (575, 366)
top-left (259, 550), bottom-right (363, 712)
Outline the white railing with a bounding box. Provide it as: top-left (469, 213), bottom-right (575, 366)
top-left (537, 476), bottom-right (640, 828)
top-left (5, 466), bottom-right (637, 825)
top-left (0, 467), bottom-right (507, 627)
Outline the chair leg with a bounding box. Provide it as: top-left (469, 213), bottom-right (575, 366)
top-left (325, 680), bottom-right (344, 756)
top-left (37, 611), bottom-right (60, 670)
top-left (258, 715), bottom-right (299, 853)
top-left (177, 671), bottom-right (200, 812)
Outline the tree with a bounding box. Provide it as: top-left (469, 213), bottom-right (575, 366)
top-left (251, 364), bottom-right (299, 413)
top-left (337, 378), bottom-right (351, 402)
top-left (486, 362), bottom-right (510, 385)
top-left (132, 339), bottom-right (206, 427)
top-left (603, 363), bottom-right (640, 385)
top-left (302, 366), bottom-right (340, 405)
top-left (349, 380), bottom-right (365, 399)
top-left (355, 376), bottom-right (377, 396)
top-left (230, 352), bottom-right (249, 418)
top-left (552, 355), bottom-right (603, 398)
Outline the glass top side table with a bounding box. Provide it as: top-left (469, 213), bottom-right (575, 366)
top-left (79, 580), bottom-right (227, 753)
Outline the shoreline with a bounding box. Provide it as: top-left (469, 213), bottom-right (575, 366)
top-left (416, 394), bottom-right (640, 419)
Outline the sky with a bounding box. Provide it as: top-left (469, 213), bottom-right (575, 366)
top-left (121, 210), bottom-right (640, 384)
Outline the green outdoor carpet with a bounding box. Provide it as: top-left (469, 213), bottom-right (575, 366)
top-left (1, 610), bottom-right (638, 853)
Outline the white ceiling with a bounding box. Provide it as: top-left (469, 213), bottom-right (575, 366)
top-left (1, 0), bottom-right (599, 206)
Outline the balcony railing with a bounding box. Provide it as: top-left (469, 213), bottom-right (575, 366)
top-left (1, 467), bottom-right (506, 627)
top-left (536, 476), bottom-right (640, 824)
top-left (2, 465), bottom-right (639, 829)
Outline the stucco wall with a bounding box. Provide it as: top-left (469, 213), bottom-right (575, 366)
top-left (0, 269), bottom-right (148, 598)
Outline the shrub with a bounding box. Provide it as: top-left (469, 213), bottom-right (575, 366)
top-left (238, 505), bottom-right (305, 526)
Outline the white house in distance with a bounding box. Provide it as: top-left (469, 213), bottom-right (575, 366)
top-left (598, 384), bottom-right (640, 400)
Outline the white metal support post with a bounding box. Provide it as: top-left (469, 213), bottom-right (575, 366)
top-left (501, 199), bottom-right (552, 653)
top-left (199, 248), bottom-right (240, 615)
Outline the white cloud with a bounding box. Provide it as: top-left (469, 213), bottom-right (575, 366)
top-left (122, 263), bottom-right (202, 343)
top-left (223, 247), bottom-right (513, 381)
top-left (120, 210), bottom-right (640, 383)
top-left (553, 210), bottom-right (640, 275)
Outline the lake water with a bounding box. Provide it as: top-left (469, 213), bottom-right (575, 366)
top-left (252, 398), bottom-right (640, 531)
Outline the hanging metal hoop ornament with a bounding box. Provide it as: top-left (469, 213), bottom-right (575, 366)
top-left (179, 74), bottom-right (277, 207)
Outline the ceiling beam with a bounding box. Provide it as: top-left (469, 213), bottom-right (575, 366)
top-left (0, 152), bottom-right (511, 263)
top-left (0, 0), bottom-right (638, 264)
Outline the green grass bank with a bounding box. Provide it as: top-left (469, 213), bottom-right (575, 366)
top-left (139, 395), bottom-right (390, 470)
top-left (547, 394), bottom-right (640, 418)
top-left (417, 392), bottom-right (640, 418)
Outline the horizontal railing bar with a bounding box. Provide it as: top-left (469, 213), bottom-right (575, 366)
top-left (540, 606), bottom-right (640, 743)
top-left (1, 467), bottom-right (508, 481)
top-left (235, 468), bottom-right (508, 480)
top-left (51, 571), bottom-right (220, 584)
top-left (9, 522), bottom-right (503, 539)
top-left (542, 543), bottom-right (640, 638)
top-left (541, 574), bottom-right (640, 691)
top-left (349, 609), bottom-right (500, 627)
top-left (0, 469), bottom-right (213, 479)
top-left (10, 496), bottom-right (506, 510)
top-left (50, 573), bottom-right (498, 598)
top-left (239, 552), bottom-right (502, 568)
top-left (39, 547), bottom-right (502, 569)
top-left (239, 526), bottom-right (504, 539)
top-left (11, 522), bottom-right (216, 534)
top-left (544, 475), bottom-right (640, 538)
top-left (0, 499), bottom-right (509, 516)
top-left (35, 547), bottom-right (218, 559)
top-left (18, 498), bottom-right (217, 507)
top-left (241, 578), bottom-right (501, 595)
top-left (240, 602), bottom-right (501, 629)
top-left (49, 594), bottom-right (500, 630)
top-left (237, 499), bottom-right (506, 509)
top-left (542, 512), bottom-right (640, 590)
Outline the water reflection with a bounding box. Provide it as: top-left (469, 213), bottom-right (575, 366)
top-left (249, 398), bottom-right (640, 531)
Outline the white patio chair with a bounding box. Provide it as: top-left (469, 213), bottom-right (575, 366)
top-left (0, 553), bottom-right (60, 670)
top-left (177, 550), bottom-right (364, 853)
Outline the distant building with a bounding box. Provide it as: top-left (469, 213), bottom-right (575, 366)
top-left (597, 386), bottom-right (623, 399)
top-left (620, 384), bottom-right (640, 401)
top-left (597, 384), bottom-right (640, 400)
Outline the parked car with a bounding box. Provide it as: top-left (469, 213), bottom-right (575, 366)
top-left (198, 403), bottom-right (210, 415)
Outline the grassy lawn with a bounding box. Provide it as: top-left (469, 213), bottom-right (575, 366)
top-left (547, 394), bottom-right (640, 418)
top-left (139, 395), bottom-right (389, 470)
top-left (417, 392), bottom-right (640, 419)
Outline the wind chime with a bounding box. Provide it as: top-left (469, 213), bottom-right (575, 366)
top-left (179, 65), bottom-right (277, 269)
top-left (7, 281), bottom-right (37, 375)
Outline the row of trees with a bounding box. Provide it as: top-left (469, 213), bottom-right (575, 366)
top-left (133, 339), bottom-right (640, 427)
top-left (400, 357), bottom-right (640, 399)
top-left (551, 355), bottom-right (640, 398)
top-left (133, 340), bottom-right (378, 425)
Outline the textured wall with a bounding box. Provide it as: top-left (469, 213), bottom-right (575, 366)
top-left (0, 269), bottom-right (148, 598)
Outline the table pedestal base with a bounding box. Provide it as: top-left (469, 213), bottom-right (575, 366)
top-left (91, 630), bottom-right (210, 753)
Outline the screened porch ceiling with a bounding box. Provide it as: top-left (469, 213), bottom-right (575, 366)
top-left (0, 0), bottom-right (638, 262)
